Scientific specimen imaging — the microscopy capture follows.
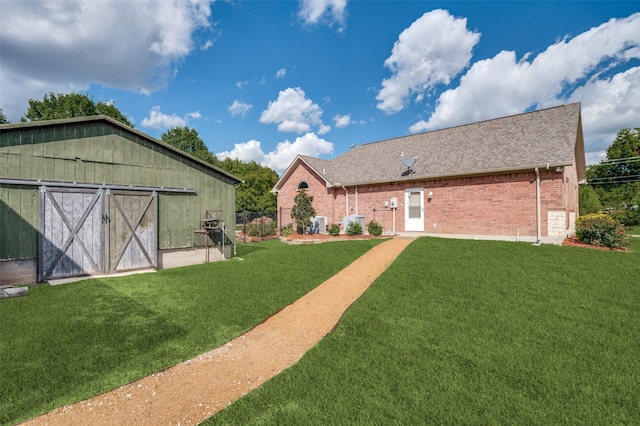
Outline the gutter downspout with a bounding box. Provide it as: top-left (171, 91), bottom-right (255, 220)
top-left (533, 167), bottom-right (541, 246)
top-left (355, 186), bottom-right (358, 215)
top-left (342, 186), bottom-right (349, 217)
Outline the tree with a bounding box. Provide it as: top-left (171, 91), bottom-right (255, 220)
top-left (216, 158), bottom-right (278, 212)
top-left (578, 186), bottom-right (601, 215)
top-left (0, 108), bottom-right (8, 124)
top-left (160, 126), bottom-right (217, 165)
top-left (21, 92), bottom-right (134, 127)
top-left (587, 128), bottom-right (640, 225)
top-left (291, 190), bottom-right (316, 234)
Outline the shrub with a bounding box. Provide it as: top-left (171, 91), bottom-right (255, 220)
top-left (328, 224), bottom-right (340, 236)
top-left (291, 191), bottom-right (316, 234)
top-left (346, 221), bottom-right (363, 236)
top-left (367, 220), bottom-right (383, 236)
top-left (575, 213), bottom-right (629, 248)
top-left (246, 216), bottom-right (277, 237)
top-left (281, 223), bottom-right (295, 236)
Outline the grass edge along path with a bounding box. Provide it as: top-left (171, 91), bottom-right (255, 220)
top-left (17, 238), bottom-right (413, 426)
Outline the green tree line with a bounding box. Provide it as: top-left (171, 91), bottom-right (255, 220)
top-left (581, 128), bottom-right (640, 225)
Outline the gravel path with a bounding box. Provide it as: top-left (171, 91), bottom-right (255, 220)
top-left (22, 237), bottom-right (413, 426)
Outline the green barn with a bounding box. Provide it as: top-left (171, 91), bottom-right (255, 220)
top-left (0, 116), bottom-right (241, 285)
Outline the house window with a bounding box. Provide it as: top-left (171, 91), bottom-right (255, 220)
top-left (297, 181), bottom-right (309, 190)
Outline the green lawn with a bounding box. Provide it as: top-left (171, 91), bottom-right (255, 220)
top-left (0, 239), bottom-right (383, 425)
top-left (628, 224), bottom-right (640, 235)
top-left (2, 237), bottom-right (639, 425)
top-left (206, 237), bottom-right (640, 425)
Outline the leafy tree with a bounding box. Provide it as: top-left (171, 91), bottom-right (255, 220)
top-left (216, 158), bottom-right (278, 212)
top-left (96, 102), bottom-right (134, 127)
top-left (588, 128), bottom-right (640, 190)
top-left (21, 92), bottom-right (134, 127)
top-left (578, 186), bottom-right (601, 215)
top-left (587, 128), bottom-right (640, 225)
top-left (291, 190), bottom-right (316, 234)
top-left (0, 108), bottom-right (8, 124)
top-left (161, 126), bottom-right (217, 165)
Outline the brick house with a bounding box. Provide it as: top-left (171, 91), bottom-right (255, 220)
top-left (273, 103), bottom-right (586, 244)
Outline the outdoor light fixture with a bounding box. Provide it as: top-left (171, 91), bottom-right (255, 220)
top-left (555, 166), bottom-right (563, 172)
top-left (428, 191), bottom-right (433, 199)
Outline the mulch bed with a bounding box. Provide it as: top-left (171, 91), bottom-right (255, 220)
top-left (280, 233), bottom-right (388, 244)
top-left (562, 237), bottom-right (628, 252)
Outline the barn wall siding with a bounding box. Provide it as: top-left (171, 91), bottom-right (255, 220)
top-left (0, 184), bottom-right (39, 259)
top-left (1, 119), bottom-right (237, 284)
top-left (278, 165), bottom-right (573, 239)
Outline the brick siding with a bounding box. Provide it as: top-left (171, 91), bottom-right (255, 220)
top-left (278, 163), bottom-right (578, 238)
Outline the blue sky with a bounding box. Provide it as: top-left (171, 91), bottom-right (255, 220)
top-left (1, 1), bottom-right (639, 174)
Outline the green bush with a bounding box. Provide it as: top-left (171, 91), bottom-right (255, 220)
top-left (328, 224), bottom-right (340, 236)
top-left (246, 216), bottom-right (277, 237)
top-left (346, 222), bottom-right (363, 236)
top-left (575, 213), bottom-right (629, 248)
top-left (367, 220), bottom-right (383, 236)
top-left (281, 223), bottom-right (295, 236)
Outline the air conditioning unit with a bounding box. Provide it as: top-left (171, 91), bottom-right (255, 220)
top-left (310, 216), bottom-right (328, 233)
top-left (343, 215), bottom-right (365, 233)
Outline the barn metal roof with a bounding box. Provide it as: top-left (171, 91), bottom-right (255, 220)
top-left (0, 115), bottom-right (243, 184)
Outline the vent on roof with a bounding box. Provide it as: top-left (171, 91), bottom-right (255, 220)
top-left (401, 156), bottom-right (416, 176)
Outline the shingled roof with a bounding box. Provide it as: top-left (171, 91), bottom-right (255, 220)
top-left (274, 103), bottom-right (585, 191)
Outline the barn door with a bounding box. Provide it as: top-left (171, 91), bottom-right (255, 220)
top-left (39, 187), bottom-right (105, 281)
top-left (107, 190), bottom-right (157, 273)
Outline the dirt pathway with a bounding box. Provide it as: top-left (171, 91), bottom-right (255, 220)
top-left (22, 237), bottom-right (414, 426)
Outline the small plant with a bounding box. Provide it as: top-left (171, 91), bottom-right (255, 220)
top-left (328, 223), bottom-right (340, 236)
top-left (575, 213), bottom-right (629, 248)
top-left (367, 220), bottom-right (383, 236)
top-left (281, 223), bottom-right (295, 236)
top-left (346, 221), bottom-right (363, 236)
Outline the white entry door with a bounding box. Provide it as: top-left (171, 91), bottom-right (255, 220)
top-left (404, 188), bottom-right (424, 232)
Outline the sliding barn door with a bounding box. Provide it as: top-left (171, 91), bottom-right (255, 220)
top-left (39, 188), bottom-right (105, 281)
top-left (107, 190), bottom-right (157, 273)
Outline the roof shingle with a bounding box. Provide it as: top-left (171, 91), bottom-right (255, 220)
top-left (276, 103), bottom-right (584, 190)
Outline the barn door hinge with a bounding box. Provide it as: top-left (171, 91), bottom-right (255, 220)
top-left (102, 214), bottom-right (111, 224)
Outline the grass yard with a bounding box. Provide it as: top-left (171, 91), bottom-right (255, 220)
top-left (206, 237), bottom-right (640, 425)
top-left (628, 224), bottom-right (640, 235)
top-left (0, 239), bottom-right (383, 425)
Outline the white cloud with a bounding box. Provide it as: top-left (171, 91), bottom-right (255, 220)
top-left (318, 124), bottom-right (331, 135)
top-left (217, 133), bottom-right (334, 173)
top-left (334, 114), bottom-right (351, 127)
top-left (376, 9), bottom-right (480, 114)
top-left (569, 66), bottom-right (640, 163)
top-left (298, 0), bottom-right (347, 32)
top-left (236, 81), bottom-right (249, 89)
top-left (228, 100), bottom-right (253, 117)
top-left (276, 68), bottom-right (287, 78)
top-left (0, 0), bottom-right (213, 121)
top-left (260, 87), bottom-right (326, 134)
top-left (201, 40), bottom-right (213, 50)
top-left (141, 106), bottom-right (201, 129)
top-left (410, 13), bottom-right (640, 163)
top-left (216, 140), bottom-right (267, 164)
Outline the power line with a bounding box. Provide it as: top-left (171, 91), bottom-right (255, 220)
top-left (598, 156), bottom-right (640, 165)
